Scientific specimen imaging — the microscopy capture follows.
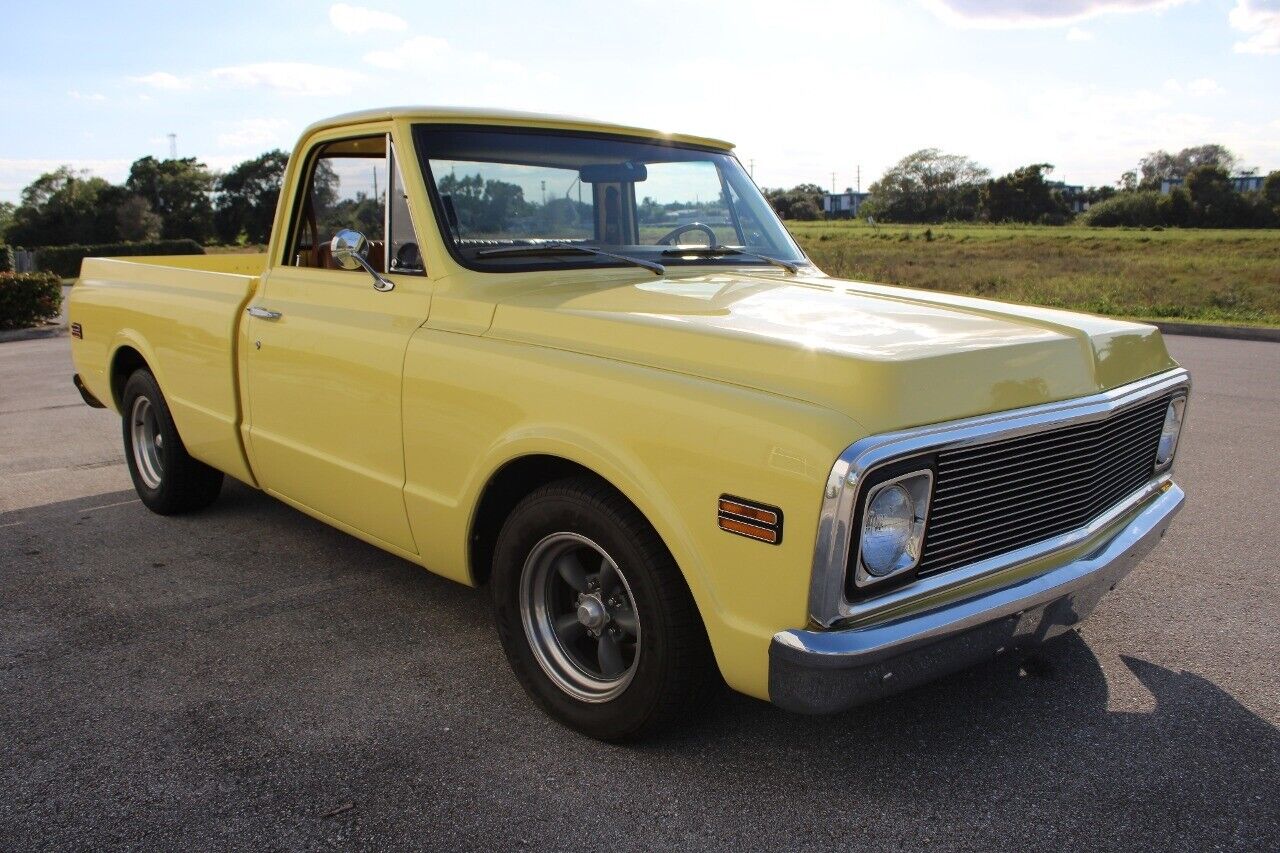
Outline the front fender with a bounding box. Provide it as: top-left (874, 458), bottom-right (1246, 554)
top-left (400, 329), bottom-right (862, 699)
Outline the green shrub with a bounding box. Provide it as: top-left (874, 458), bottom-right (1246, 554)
top-left (0, 244), bottom-right (14, 273)
top-left (1080, 191), bottom-right (1166, 227)
top-left (0, 271), bottom-right (63, 330)
top-left (34, 238), bottom-right (204, 279)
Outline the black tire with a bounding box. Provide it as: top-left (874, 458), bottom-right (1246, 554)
top-left (491, 476), bottom-right (716, 741)
top-left (121, 369), bottom-right (223, 515)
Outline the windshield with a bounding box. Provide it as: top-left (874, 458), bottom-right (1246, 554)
top-left (412, 125), bottom-right (805, 273)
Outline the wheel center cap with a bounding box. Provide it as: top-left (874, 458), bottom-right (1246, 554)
top-left (576, 594), bottom-right (608, 631)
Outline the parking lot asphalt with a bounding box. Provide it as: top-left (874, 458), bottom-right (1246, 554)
top-left (1, 334), bottom-right (1277, 851)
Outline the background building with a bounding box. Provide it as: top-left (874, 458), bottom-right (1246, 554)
top-left (1160, 175), bottom-right (1265, 194)
top-left (823, 190), bottom-right (870, 218)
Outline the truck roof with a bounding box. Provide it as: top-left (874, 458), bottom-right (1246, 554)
top-left (303, 106), bottom-right (735, 151)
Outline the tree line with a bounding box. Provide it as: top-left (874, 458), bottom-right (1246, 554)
top-left (4, 141), bottom-right (1278, 247)
top-left (764, 143), bottom-right (1280, 228)
top-left (0, 151), bottom-right (290, 249)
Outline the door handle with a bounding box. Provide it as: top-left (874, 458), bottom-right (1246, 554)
top-left (247, 306), bottom-right (282, 320)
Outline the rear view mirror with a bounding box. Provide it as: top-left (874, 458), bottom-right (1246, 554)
top-left (330, 228), bottom-right (395, 292)
top-left (579, 162), bottom-right (648, 183)
top-left (330, 228), bottom-right (369, 271)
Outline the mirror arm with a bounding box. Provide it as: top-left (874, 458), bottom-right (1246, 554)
top-left (351, 252), bottom-right (395, 292)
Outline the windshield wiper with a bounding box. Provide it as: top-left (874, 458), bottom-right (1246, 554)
top-left (476, 242), bottom-right (664, 276)
top-left (659, 246), bottom-right (802, 274)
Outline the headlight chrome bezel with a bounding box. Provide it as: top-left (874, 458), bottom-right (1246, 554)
top-left (853, 468), bottom-right (934, 589)
top-left (1154, 395), bottom-right (1187, 472)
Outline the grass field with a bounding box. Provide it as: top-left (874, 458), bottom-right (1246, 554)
top-left (788, 221), bottom-right (1280, 327)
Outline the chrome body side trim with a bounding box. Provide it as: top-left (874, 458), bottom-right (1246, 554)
top-left (808, 368), bottom-right (1190, 628)
top-left (772, 482), bottom-right (1184, 714)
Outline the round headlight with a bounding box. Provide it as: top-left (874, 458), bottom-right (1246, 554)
top-left (861, 483), bottom-right (915, 577)
top-left (1155, 397), bottom-right (1185, 469)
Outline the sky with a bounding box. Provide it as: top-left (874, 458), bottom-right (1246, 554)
top-left (1, 0), bottom-right (1278, 203)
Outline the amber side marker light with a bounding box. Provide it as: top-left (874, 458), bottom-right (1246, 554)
top-left (717, 495), bottom-right (784, 545)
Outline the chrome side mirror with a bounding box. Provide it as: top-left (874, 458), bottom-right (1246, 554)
top-left (330, 228), bottom-right (368, 271)
top-left (330, 228), bottom-right (394, 292)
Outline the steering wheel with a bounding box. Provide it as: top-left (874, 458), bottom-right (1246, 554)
top-left (656, 222), bottom-right (718, 248)
top-left (393, 242), bottom-right (423, 272)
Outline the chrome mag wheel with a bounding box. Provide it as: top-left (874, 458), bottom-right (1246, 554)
top-left (519, 532), bottom-right (641, 703)
top-left (130, 394), bottom-right (164, 489)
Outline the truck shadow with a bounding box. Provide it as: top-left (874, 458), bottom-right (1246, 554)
top-left (5, 480), bottom-right (1275, 848)
top-left (654, 637), bottom-right (1279, 847)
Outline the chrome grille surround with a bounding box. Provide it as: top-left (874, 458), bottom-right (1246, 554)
top-left (807, 368), bottom-right (1190, 629)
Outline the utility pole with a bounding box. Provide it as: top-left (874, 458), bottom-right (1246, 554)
top-left (167, 133), bottom-right (177, 159)
top-left (831, 172), bottom-right (837, 193)
top-left (541, 180), bottom-right (546, 206)
top-left (856, 165), bottom-right (861, 193)
top-left (748, 158), bottom-right (755, 178)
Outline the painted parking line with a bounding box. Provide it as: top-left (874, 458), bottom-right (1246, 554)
top-left (77, 498), bottom-right (141, 513)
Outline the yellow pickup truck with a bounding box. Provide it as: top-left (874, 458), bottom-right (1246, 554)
top-left (68, 107), bottom-right (1188, 740)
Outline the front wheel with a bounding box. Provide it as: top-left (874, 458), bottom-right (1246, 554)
top-left (121, 369), bottom-right (223, 515)
top-left (491, 477), bottom-right (716, 741)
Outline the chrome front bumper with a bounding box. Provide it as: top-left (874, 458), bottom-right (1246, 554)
top-left (769, 483), bottom-right (1184, 714)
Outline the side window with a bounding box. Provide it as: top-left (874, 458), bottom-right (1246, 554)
top-left (289, 135), bottom-right (388, 272)
top-left (388, 143), bottom-right (424, 274)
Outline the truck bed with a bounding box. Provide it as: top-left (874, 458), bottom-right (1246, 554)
top-left (68, 254), bottom-right (267, 486)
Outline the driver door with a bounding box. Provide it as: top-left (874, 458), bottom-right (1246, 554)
top-left (244, 129), bottom-right (430, 554)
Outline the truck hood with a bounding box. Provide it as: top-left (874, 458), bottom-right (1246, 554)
top-left (487, 271), bottom-right (1177, 434)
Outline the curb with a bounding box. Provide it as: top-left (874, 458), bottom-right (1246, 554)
top-left (1150, 321), bottom-right (1280, 343)
top-left (0, 325), bottom-right (67, 344)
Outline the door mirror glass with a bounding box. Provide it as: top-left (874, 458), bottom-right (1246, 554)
top-left (330, 228), bottom-right (369, 271)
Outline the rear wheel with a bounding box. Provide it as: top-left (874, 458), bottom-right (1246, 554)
top-left (121, 369), bottom-right (223, 515)
top-left (491, 476), bottom-right (716, 741)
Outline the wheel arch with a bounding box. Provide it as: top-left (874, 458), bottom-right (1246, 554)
top-left (465, 448), bottom-right (727, 685)
top-left (109, 344), bottom-right (152, 410)
top-left (106, 331), bottom-right (165, 411)
top-left (470, 454), bottom-right (633, 587)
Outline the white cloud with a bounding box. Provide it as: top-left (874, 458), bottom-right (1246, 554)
top-left (1163, 77), bottom-right (1228, 97)
top-left (329, 3), bottom-right (407, 33)
top-left (921, 0), bottom-right (1190, 28)
top-left (1187, 77), bottom-right (1225, 96)
top-left (130, 71), bottom-right (191, 90)
top-left (1066, 26), bottom-right (1095, 40)
top-left (216, 117), bottom-right (292, 150)
top-left (363, 35), bottom-right (523, 76)
top-left (68, 90), bottom-right (106, 101)
top-left (209, 62), bottom-right (363, 96)
top-left (1230, 0), bottom-right (1280, 54)
top-left (364, 35), bottom-right (450, 70)
top-left (0, 158), bottom-right (133, 199)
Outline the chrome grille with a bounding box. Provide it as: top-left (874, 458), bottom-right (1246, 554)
top-left (916, 394), bottom-right (1171, 577)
